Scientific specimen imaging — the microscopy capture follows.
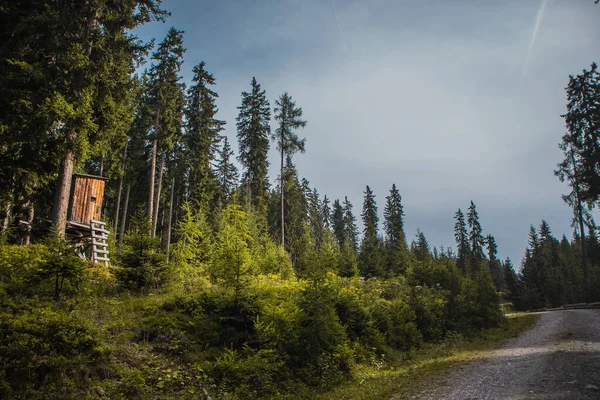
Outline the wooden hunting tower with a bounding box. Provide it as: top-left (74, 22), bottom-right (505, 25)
top-left (69, 174), bottom-right (108, 224)
top-left (67, 174), bottom-right (110, 266)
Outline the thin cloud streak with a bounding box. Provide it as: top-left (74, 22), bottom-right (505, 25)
top-left (331, 0), bottom-right (347, 52)
top-left (523, 0), bottom-right (549, 77)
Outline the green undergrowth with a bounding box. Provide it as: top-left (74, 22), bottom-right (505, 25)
top-left (309, 313), bottom-right (540, 400)
top-left (0, 242), bottom-right (512, 399)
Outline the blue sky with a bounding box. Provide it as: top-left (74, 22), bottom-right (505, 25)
top-left (135, 0), bottom-right (600, 266)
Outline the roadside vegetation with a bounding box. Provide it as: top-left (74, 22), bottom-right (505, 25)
top-left (315, 313), bottom-right (539, 400)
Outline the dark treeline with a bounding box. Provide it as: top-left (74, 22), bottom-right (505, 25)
top-left (516, 220), bottom-right (600, 310)
top-left (509, 59), bottom-right (600, 310)
top-left (0, 1), bottom-right (599, 398)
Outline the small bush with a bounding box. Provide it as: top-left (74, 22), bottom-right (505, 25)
top-left (116, 207), bottom-right (169, 291)
top-left (371, 297), bottom-right (422, 351)
top-left (0, 307), bottom-right (110, 399)
top-left (0, 242), bottom-right (86, 300)
top-left (212, 346), bottom-right (285, 398)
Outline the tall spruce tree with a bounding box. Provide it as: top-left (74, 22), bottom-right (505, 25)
top-left (563, 64), bottom-right (600, 204)
top-left (519, 225), bottom-right (546, 309)
top-left (528, 225), bottom-right (539, 250)
top-left (503, 257), bottom-right (519, 299)
top-left (454, 209), bottom-right (469, 275)
top-left (383, 183), bottom-right (407, 275)
top-left (272, 92), bottom-right (307, 248)
top-left (147, 27), bottom-right (185, 230)
top-left (359, 185), bottom-right (384, 277)
top-left (185, 61), bottom-right (225, 209)
top-left (322, 195), bottom-right (331, 230)
top-left (343, 196), bottom-right (359, 251)
top-left (215, 136), bottom-right (239, 205)
top-left (236, 77), bottom-right (271, 210)
top-left (411, 229), bottom-right (431, 262)
top-left (332, 199), bottom-right (345, 247)
top-left (467, 201), bottom-right (485, 274)
top-left (486, 234), bottom-right (503, 291)
top-left (539, 220), bottom-right (553, 244)
top-left (555, 64), bottom-right (600, 279)
top-left (307, 188), bottom-right (325, 248)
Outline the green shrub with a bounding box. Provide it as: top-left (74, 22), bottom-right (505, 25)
top-left (116, 207), bottom-right (169, 291)
top-left (334, 289), bottom-right (385, 351)
top-left (209, 204), bottom-right (255, 302)
top-left (294, 281), bottom-right (352, 380)
top-left (411, 286), bottom-right (446, 342)
top-left (0, 307), bottom-right (110, 399)
top-left (254, 294), bottom-right (301, 354)
top-left (253, 241), bottom-right (294, 279)
top-left (456, 271), bottom-right (502, 331)
top-left (31, 239), bottom-right (87, 300)
top-left (0, 244), bottom-right (46, 295)
top-left (171, 201), bottom-right (213, 281)
top-left (212, 346), bottom-right (285, 398)
top-left (0, 242), bottom-right (86, 300)
top-left (144, 289), bottom-right (261, 350)
top-left (370, 297), bottom-right (422, 351)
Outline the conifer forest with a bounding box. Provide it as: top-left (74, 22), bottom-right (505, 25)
top-left (0, 1), bottom-right (599, 399)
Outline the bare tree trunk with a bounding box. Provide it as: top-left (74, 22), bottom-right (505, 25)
top-left (175, 183), bottom-right (185, 230)
top-left (159, 199), bottom-right (166, 245)
top-left (280, 146), bottom-right (285, 248)
top-left (99, 153), bottom-right (104, 176)
top-left (119, 183), bottom-right (131, 249)
top-left (166, 177), bottom-right (175, 263)
top-left (149, 107), bottom-right (160, 228)
top-left (114, 141), bottom-right (128, 232)
top-left (148, 133), bottom-right (158, 229)
top-left (1, 202), bottom-right (11, 233)
top-left (153, 152), bottom-right (165, 237)
top-left (23, 201), bottom-right (34, 245)
top-left (577, 206), bottom-right (588, 279)
top-left (52, 149), bottom-right (75, 237)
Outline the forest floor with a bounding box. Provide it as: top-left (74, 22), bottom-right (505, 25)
top-left (411, 309), bottom-right (600, 400)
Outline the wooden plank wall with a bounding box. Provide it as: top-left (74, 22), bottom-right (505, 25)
top-left (69, 177), bottom-right (106, 224)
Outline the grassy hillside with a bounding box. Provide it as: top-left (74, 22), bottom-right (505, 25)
top-left (0, 238), bottom-right (516, 399)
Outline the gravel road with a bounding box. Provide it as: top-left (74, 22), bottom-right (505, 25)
top-left (414, 310), bottom-right (600, 400)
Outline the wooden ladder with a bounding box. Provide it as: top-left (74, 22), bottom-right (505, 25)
top-left (90, 220), bottom-right (110, 267)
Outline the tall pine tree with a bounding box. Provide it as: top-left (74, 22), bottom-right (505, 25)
top-left (236, 77), bottom-right (271, 210)
top-left (215, 136), bottom-right (239, 205)
top-left (359, 186), bottom-right (384, 277)
top-left (467, 201), bottom-right (485, 275)
top-left (272, 92), bottom-right (307, 248)
top-left (147, 27), bottom-right (186, 230)
top-left (343, 196), bottom-right (358, 251)
top-left (486, 234), bottom-right (503, 291)
top-left (383, 183), bottom-right (407, 275)
top-left (332, 199), bottom-right (345, 247)
top-left (454, 209), bottom-right (469, 275)
top-left (555, 64), bottom-right (600, 279)
top-left (185, 61), bottom-right (225, 210)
